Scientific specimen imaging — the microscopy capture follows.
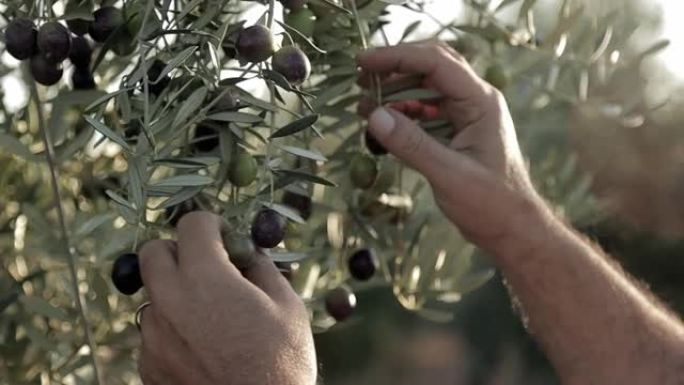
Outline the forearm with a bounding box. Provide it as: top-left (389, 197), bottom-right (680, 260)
top-left (491, 199), bottom-right (684, 384)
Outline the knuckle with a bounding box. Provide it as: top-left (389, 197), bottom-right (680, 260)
top-left (175, 210), bottom-right (214, 229)
top-left (138, 240), bottom-right (167, 270)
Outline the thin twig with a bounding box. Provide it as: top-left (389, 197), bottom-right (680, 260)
top-left (29, 80), bottom-right (103, 385)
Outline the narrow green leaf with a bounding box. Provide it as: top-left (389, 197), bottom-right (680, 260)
top-left (74, 213), bottom-right (116, 238)
top-left (172, 86), bottom-right (208, 129)
top-left (206, 111), bottom-right (263, 124)
top-left (275, 169), bottom-right (336, 187)
top-left (261, 201), bottom-right (306, 224)
top-left (400, 20), bottom-right (421, 42)
top-left (177, 0), bottom-right (203, 21)
top-left (84, 116), bottom-right (132, 152)
top-left (276, 20), bottom-right (327, 54)
top-left (158, 47), bottom-right (198, 80)
top-left (85, 89), bottom-right (129, 112)
top-left (128, 156), bottom-right (147, 210)
top-left (150, 174), bottom-right (213, 187)
top-left (279, 145), bottom-right (327, 162)
top-left (234, 88), bottom-right (279, 111)
top-left (270, 114), bottom-right (319, 139)
top-left (105, 190), bottom-right (135, 210)
top-left (153, 157), bottom-right (220, 169)
top-left (154, 186), bottom-right (204, 210)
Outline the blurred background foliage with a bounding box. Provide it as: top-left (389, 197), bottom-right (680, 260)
top-left (0, 0), bottom-right (682, 384)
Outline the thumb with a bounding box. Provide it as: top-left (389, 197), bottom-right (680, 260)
top-left (368, 107), bottom-right (453, 180)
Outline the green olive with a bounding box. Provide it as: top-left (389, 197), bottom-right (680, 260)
top-left (228, 151), bottom-right (258, 187)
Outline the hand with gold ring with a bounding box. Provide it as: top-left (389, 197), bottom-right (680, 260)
top-left (134, 211), bottom-right (316, 385)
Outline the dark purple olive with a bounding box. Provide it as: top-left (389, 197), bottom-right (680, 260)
top-left (193, 124), bottom-right (219, 153)
top-left (365, 130), bottom-right (387, 156)
top-left (272, 46), bottom-right (311, 85)
top-left (164, 200), bottom-right (198, 227)
top-left (325, 286), bottom-right (356, 322)
top-left (348, 248), bottom-right (379, 281)
top-left (4, 18), bottom-right (37, 60)
top-left (236, 25), bottom-right (276, 63)
top-left (37, 22), bottom-right (72, 63)
top-left (68, 36), bottom-right (92, 68)
top-left (89, 6), bottom-right (124, 43)
top-left (282, 190), bottom-right (312, 220)
top-left (71, 67), bottom-right (95, 89)
top-left (30, 54), bottom-right (63, 86)
top-left (251, 209), bottom-right (287, 248)
top-left (111, 253), bottom-right (143, 295)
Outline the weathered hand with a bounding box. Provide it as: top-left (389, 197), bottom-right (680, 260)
top-left (358, 42), bottom-right (544, 253)
top-left (136, 212), bottom-right (316, 385)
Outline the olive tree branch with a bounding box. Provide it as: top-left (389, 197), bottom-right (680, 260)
top-left (29, 79), bottom-right (103, 385)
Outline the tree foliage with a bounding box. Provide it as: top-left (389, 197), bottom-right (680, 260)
top-left (0, 0), bottom-right (664, 383)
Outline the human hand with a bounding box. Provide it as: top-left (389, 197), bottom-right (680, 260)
top-left (358, 42), bottom-right (548, 254)
top-left (136, 212), bottom-right (317, 385)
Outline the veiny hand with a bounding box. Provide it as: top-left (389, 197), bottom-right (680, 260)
top-left (136, 212), bottom-right (317, 385)
top-left (358, 42), bottom-right (546, 254)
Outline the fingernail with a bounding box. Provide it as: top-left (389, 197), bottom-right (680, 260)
top-left (369, 107), bottom-right (396, 136)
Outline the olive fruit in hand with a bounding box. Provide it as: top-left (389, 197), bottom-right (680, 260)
top-left (111, 253), bottom-right (143, 295)
top-left (251, 209), bottom-right (287, 249)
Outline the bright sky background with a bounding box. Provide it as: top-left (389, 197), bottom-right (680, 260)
top-left (2, 0), bottom-right (683, 112)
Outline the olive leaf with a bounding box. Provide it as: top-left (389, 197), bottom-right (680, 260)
top-left (260, 201), bottom-right (306, 224)
top-left (158, 47), bottom-right (198, 80)
top-left (384, 88), bottom-right (442, 102)
top-left (172, 86), bottom-right (208, 129)
top-left (150, 174), bottom-right (214, 188)
top-left (269, 114), bottom-right (319, 139)
top-left (84, 116), bottom-right (133, 152)
top-left (278, 145), bottom-right (328, 162)
top-left (206, 111), bottom-right (264, 124)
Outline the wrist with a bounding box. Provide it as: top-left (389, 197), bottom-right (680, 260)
top-left (486, 191), bottom-right (563, 268)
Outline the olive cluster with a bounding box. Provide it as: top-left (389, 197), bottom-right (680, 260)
top-left (112, 196), bottom-right (378, 323)
top-left (3, 5), bottom-right (138, 88)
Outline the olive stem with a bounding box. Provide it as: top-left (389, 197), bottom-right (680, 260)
top-left (347, 0), bottom-right (382, 107)
top-left (29, 79), bottom-right (104, 385)
top-left (267, 0), bottom-right (276, 28)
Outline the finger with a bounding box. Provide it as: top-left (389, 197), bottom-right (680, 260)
top-left (139, 307), bottom-right (210, 384)
top-left (138, 240), bottom-right (179, 300)
top-left (357, 43), bottom-right (486, 101)
top-left (368, 106), bottom-right (456, 181)
top-left (241, 250), bottom-right (299, 304)
top-left (175, 211), bottom-right (237, 274)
